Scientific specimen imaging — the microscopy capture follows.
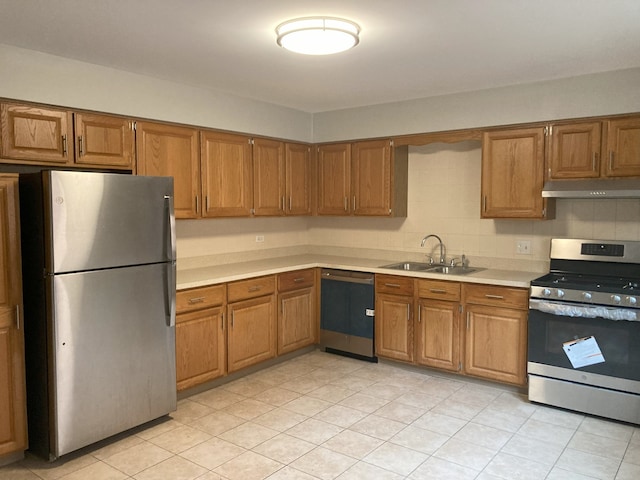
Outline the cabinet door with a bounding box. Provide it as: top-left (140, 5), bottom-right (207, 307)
top-left (176, 306), bottom-right (226, 391)
top-left (464, 304), bottom-right (528, 386)
top-left (481, 127), bottom-right (547, 218)
top-left (227, 295), bottom-right (276, 373)
top-left (352, 139), bottom-right (391, 215)
top-left (416, 299), bottom-right (460, 372)
top-left (278, 287), bottom-right (316, 355)
top-left (201, 131), bottom-right (253, 217)
top-left (549, 122), bottom-right (601, 179)
top-left (604, 117), bottom-right (640, 177)
top-left (74, 113), bottom-right (135, 169)
top-left (1, 103), bottom-right (72, 164)
top-left (0, 175), bottom-right (27, 456)
top-left (317, 143), bottom-right (351, 215)
top-left (253, 138), bottom-right (285, 216)
top-left (285, 143), bottom-right (312, 215)
top-left (375, 293), bottom-right (413, 362)
top-left (136, 122), bottom-right (200, 219)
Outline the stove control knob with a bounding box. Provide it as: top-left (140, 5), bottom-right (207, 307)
top-left (556, 289), bottom-right (565, 298)
top-left (611, 295), bottom-right (622, 305)
top-left (626, 296), bottom-right (637, 306)
top-left (543, 288), bottom-right (552, 297)
top-left (582, 292), bottom-right (592, 301)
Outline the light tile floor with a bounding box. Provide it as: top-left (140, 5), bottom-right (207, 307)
top-left (2, 350), bottom-right (640, 480)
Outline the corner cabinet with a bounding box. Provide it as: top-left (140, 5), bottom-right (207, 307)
top-left (0, 174), bottom-right (27, 458)
top-left (462, 283), bottom-right (528, 386)
top-left (317, 140), bottom-right (408, 217)
top-left (481, 127), bottom-right (548, 219)
top-left (136, 121), bottom-right (200, 219)
top-left (175, 285), bottom-right (227, 391)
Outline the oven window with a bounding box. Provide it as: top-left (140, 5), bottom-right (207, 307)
top-left (529, 309), bottom-right (640, 382)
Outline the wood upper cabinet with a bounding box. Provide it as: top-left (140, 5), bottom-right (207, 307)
top-left (415, 279), bottom-right (461, 372)
top-left (285, 142), bottom-right (312, 215)
top-left (227, 276), bottom-right (276, 373)
top-left (201, 131), bottom-right (253, 218)
top-left (462, 284), bottom-right (528, 386)
top-left (175, 285), bottom-right (226, 391)
top-left (277, 269), bottom-right (316, 355)
top-left (74, 113), bottom-right (135, 169)
top-left (136, 121), bottom-right (200, 219)
top-left (481, 127), bottom-right (548, 219)
top-left (0, 175), bottom-right (27, 457)
top-left (604, 116), bottom-right (640, 177)
top-left (548, 121), bottom-right (602, 179)
top-left (317, 143), bottom-right (351, 215)
top-left (375, 274), bottom-right (414, 362)
top-left (1, 103), bottom-right (73, 164)
top-left (253, 138), bottom-right (285, 216)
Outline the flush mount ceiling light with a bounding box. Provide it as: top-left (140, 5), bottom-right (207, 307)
top-left (276, 17), bottom-right (360, 55)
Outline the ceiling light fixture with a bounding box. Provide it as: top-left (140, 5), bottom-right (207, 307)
top-left (276, 17), bottom-right (360, 55)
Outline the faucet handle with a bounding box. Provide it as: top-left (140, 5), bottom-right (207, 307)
top-left (449, 258), bottom-right (459, 267)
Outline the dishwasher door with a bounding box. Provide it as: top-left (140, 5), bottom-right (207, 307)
top-left (320, 269), bottom-right (376, 361)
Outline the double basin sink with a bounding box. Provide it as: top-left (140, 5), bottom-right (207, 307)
top-left (380, 261), bottom-right (483, 275)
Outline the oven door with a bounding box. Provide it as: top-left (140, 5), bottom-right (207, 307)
top-left (528, 299), bottom-right (640, 390)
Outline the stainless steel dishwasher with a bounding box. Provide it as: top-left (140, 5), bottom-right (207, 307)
top-left (320, 269), bottom-right (376, 361)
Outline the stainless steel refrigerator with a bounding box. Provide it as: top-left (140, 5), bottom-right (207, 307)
top-left (19, 170), bottom-right (177, 460)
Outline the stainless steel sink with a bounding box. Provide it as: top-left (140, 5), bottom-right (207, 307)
top-left (380, 261), bottom-right (433, 271)
top-left (380, 262), bottom-right (484, 275)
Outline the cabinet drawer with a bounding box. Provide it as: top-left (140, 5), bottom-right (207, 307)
top-left (278, 268), bottom-right (315, 292)
top-left (177, 284), bottom-right (226, 313)
top-left (463, 283), bottom-right (528, 310)
top-left (228, 275), bottom-right (276, 303)
top-left (375, 274), bottom-right (414, 295)
top-left (417, 279), bottom-right (460, 301)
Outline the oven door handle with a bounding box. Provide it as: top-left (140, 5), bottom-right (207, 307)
top-left (529, 298), bottom-right (639, 322)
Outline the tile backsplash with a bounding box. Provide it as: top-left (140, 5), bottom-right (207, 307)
top-left (177, 141), bottom-right (640, 271)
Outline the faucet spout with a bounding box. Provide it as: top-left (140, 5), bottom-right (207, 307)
top-left (421, 234), bottom-right (445, 264)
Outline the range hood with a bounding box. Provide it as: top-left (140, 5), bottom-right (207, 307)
top-left (542, 179), bottom-right (640, 198)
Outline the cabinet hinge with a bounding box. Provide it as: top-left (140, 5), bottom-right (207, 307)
top-left (458, 362), bottom-right (462, 372)
top-left (542, 208), bottom-right (547, 217)
top-left (249, 138), bottom-right (254, 145)
top-left (132, 121), bottom-right (137, 131)
top-left (458, 304), bottom-right (463, 313)
top-left (250, 208), bottom-right (255, 215)
top-left (389, 139), bottom-right (394, 147)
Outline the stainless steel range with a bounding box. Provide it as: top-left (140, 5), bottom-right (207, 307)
top-left (528, 238), bottom-right (640, 424)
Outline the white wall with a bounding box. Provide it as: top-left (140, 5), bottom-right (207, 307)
top-left (0, 44), bottom-right (313, 142)
top-left (312, 68), bottom-right (640, 142)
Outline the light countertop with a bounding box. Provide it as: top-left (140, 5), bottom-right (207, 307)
top-left (177, 254), bottom-right (540, 290)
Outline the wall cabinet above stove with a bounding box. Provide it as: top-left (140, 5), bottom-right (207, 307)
top-left (547, 115), bottom-right (640, 180)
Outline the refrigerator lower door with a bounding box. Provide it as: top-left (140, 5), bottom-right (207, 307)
top-left (50, 263), bottom-right (176, 458)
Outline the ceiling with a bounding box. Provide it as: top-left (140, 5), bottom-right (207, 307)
top-left (1, 0), bottom-right (640, 113)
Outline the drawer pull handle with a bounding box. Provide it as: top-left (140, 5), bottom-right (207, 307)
top-left (248, 286), bottom-right (262, 292)
top-left (485, 294), bottom-right (504, 300)
top-left (430, 288), bottom-right (447, 294)
top-left (188, 297), bottom-right (205, 304)
top-left (293, 277), bottom-right (305, 283)
top-left (385, 283), bottom-right (401, 288)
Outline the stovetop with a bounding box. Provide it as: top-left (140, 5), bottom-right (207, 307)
top-left (532, 272), bottom-right (640, 295)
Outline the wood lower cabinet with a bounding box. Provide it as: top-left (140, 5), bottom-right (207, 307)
top-left (462, 284), bottom-right (528, 386)
top-left (277, 269), bottom-right (316, 355)
top-left (175, 285), bottom-right (226, 391)
top-left (415, 279), bottom-right (461, 372)
top-left (136, 121), bottom-right (200, 219)
top-left (0, 175), bottom-right (27, 457)
top-left (375, 274), bottom-right (414, 362)
top-left (482, 127), bottom-right (548, 219)
top-left (227, 276), bottom-right (276, 373)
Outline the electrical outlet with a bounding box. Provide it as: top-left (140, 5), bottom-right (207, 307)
top-left (516, 239), bottom-right (532, 255)
top-left (255, 235), bottom-right (264, 243)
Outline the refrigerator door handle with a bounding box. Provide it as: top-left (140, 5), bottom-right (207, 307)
top-left (165, 263), bottom-right (176, 327)
top-left (164, 195), bottom-right (176, 262)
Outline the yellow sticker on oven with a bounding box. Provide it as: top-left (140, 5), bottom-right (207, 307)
top-left (562, 336), bottom-right (605, 368)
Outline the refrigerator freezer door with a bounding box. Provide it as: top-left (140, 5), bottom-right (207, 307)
top-left (51, 263), bottom-right (176, 457)
top-left (46, 171), bottom-right (174, 273)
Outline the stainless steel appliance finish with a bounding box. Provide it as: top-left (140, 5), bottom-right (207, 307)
top-left (320, 269), bottom-right (376, 361)
top-left (542, 178), bottom-right (640, 198)
top-left (20, 170), bottom-right (177, 460)
top-left (528, 238), bottom-right (640, 424)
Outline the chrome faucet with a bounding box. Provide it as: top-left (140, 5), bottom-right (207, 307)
top-left (421, 234), bottom-right (445, 264)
